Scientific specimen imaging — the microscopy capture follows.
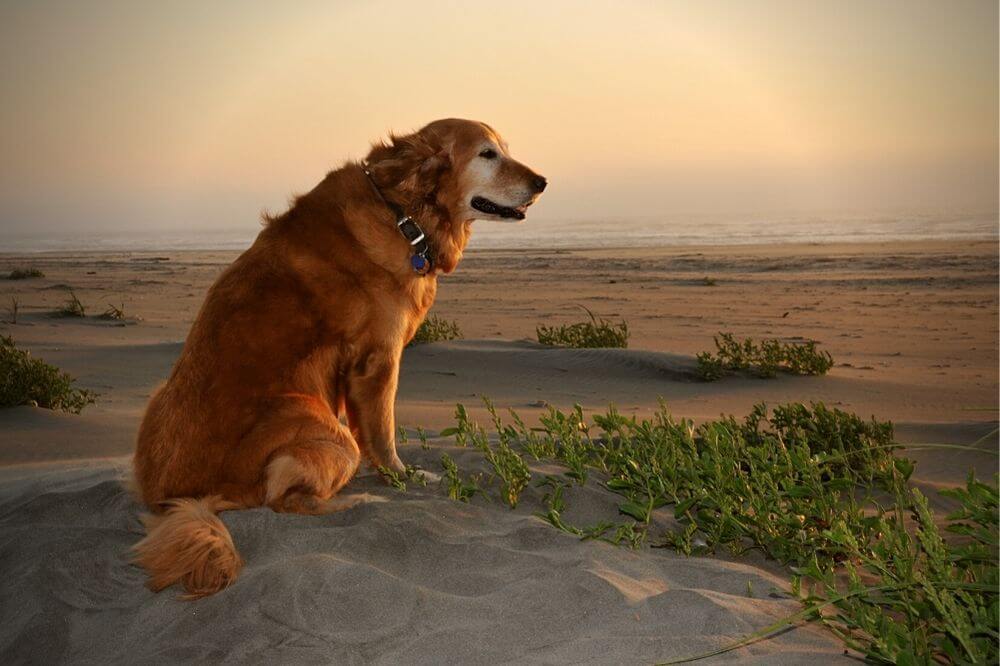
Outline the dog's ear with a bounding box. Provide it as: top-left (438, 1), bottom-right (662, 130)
top-left (366, 131), bottom-right (451, 195)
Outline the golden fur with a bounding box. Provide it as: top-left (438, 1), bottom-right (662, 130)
top-left (131, 119), bottom-right (545, 598)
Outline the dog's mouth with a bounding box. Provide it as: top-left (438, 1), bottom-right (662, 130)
top-left (470, 196), bottom-right (528, 221)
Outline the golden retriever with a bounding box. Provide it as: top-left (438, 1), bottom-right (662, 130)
top-left (132, 119), bottom-right (546, 598)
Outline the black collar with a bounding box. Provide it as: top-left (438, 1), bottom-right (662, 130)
top-left (360, 163), bottom-right (434, 276)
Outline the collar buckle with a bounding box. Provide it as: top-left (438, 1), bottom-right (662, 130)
top-left (361, 164), bottom-right (434, 276)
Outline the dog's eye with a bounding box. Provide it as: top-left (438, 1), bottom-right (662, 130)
top-left (479, 149), bottom-right (498, 159)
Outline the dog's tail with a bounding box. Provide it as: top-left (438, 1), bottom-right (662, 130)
top-left (133, 495), bottom-right (243, 599)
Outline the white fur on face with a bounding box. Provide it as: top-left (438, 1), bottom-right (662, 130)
top-left (459, 141), bottom-right (540, 222)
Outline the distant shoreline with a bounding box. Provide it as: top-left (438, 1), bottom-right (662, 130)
top-left (2, 212), bottom-right (997, 254)
top-left (1, 236), bottom-right (998, 256)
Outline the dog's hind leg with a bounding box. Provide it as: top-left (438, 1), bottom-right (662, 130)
top-left (263, 422), bottom-right (384, 515)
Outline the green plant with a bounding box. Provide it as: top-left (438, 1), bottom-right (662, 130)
top-left (441, 398), bottom-right (531, 507)
top-left (0, 335), bottom-right (96, 413)
top-left (696, 332), bottom-right (834, 380)
top-left (433, 398), bottom-right (998, 663)
top-left (536, 475), bottom-right (620, 542)
top-left (538, 404), bottom-right (592, 485)
top-left (377, 466), bottom-right (407, 491)
top-left (484, 436), bottom-right (531, 508)
top-left (55, 290), bottom-right (86, 318)
top-left (377, 464), bottom-right (428, 491)
top-left (509, 407), bottom-right (554, 460)
top-left (789, 480), bottom-right (997, 664)
top-left (6, 267), bottom-right (44, 280)
top-left (440, 453), bottom-right (481, 502)
top-left (536, 306), bottom-right (629, 349)
top-left (439, 403), bottom-right (481, 448)
top-left (668, 472), bottom-right (999, 664)
top-left (408, 315), bottom-right (462, 346)
top-left (100, 302), bottom-right (126, 320)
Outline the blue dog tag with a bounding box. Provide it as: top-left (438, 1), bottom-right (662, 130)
top-left (411, 254), bottom-right (429, 274)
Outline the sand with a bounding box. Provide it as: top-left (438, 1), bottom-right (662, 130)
top-left (0, 240), bottom-right (996, 663)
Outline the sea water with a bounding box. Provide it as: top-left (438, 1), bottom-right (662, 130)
top-left (1, 212), bottom-right (996, 253)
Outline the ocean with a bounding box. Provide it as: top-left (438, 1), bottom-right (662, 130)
top-left (1, 212), bottom-right (996, 253)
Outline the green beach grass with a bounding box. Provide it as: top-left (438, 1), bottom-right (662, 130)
top-left (100, 302), bottom-right (126, 321)
top-left (536, 307), bottom-right (629, 348)
top-left (54, 290), bottom-right (86, 318)
top-left (0, 335), bottom-right (96, 413)
top-left (408, 315), bottom-right (462, 346)
top-left (6, 267), bottom-right (44, 280)
top-left (429, 398), bottom-right (997, 664)
top-left (697, 332), bottom-right (834, 380)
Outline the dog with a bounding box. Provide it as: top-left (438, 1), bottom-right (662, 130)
top-left (131, 119), bottom-right (546, 598)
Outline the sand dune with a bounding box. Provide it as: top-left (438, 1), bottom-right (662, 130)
top-left (0, 455), bottom-right (851, 664)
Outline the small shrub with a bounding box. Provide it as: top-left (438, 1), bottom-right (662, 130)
top-left (0, 335), bottom-right (96, 413)
top-left (55, 290), bottom-right (86, 318)
top-left (6, 267), bottom-right (44, 280)
top-left (536, 306), bottom-right (629, 348)
top-left (408, 315), bottom-right (462, 346)
top-left (696, 332), bottom-right (833, 380)
top-left (6, 297), bottom-right (18, 324)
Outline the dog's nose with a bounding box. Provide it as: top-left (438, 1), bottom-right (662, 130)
top-left (532, 176), bottom-right (547, 193)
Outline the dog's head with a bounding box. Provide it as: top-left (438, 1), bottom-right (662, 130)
top-left (365, 119), bottom-right (546, 224)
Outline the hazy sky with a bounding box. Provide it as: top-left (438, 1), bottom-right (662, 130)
top-left (1, 0), bottom-right (997, 235)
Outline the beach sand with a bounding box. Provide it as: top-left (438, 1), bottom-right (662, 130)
top-left (0, 240), bottom-right (997, 663)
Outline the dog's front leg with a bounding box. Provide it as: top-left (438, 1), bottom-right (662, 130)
top-left (346, 351), bottom-right (405, 474)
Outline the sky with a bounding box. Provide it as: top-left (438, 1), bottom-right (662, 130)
top-left (0, 0), bottom-right (997, 236)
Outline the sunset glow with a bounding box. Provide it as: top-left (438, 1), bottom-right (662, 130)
top-left (1, 0), bottom-right (996, 234)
